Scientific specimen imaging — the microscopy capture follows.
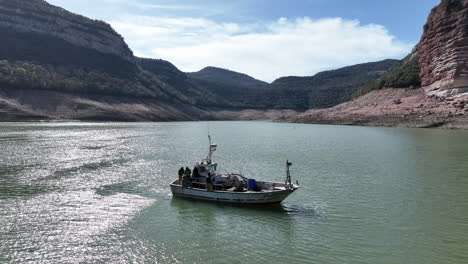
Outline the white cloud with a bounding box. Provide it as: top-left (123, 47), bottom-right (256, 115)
top-left (110, 15), bottom-right (413, 82)
top-left (131, 3), bottom-right (202, 10)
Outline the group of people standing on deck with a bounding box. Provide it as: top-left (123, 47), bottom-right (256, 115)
top-left (178, 166), bottom-right (200, 187)
top-left (178, 166), bottom-right (213, 190)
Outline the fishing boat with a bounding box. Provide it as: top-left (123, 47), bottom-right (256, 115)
top-left (170, 136), bottom-right (299, 204)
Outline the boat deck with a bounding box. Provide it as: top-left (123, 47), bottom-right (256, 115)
top-left (170, 179), bottom-right (288, 193)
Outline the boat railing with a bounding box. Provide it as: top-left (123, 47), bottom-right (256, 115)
top-left (190, 181), bottom-right (206, 189)
top-left (188, 181), bottom-right (231, 191)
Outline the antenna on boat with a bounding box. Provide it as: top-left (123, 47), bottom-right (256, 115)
top-left (286, 160), bottom-right (292, 188)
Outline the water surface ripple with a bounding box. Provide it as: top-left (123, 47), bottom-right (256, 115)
top-left (1, 122), bottom-right (468, 263)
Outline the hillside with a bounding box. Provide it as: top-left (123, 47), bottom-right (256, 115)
top-left (136, 58), bottom-right (234, 107)
top-left (0, 0), bottom-right (201, 106)
top-left (270, 60), bottom-right (400, 109)
top-left (353, 53), bottom-right (421, 97)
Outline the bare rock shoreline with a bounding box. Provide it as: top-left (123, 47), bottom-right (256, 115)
top-left (0, 88), bottom-right (205, 122)
top-left (0, 88), bottom-right (299, 122)
top-left (294, 88), bottom-right (468, 129)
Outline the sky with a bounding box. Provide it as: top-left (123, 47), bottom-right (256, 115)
top-left (48, 0), bottom-right (440, 82)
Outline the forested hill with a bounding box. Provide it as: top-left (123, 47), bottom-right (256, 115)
top-left (270, 59), bottom-right (400, 109)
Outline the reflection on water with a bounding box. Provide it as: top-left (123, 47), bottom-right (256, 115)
top-left (1, 122), bottom-right (468, 264)
top-left (0, 190), bottom-right (153, 263)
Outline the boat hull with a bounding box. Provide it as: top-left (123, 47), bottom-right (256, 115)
top-left (170, 180), bottom-right (298, 204)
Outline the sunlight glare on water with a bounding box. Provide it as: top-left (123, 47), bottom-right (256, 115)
top-left (1, 122), bottom-right (468, 263)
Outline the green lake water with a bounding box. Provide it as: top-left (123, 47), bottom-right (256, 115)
top-left (1, 121), bottom-right (467, 263)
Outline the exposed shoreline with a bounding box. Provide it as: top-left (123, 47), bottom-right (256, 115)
top-left (294, 88), bottom-right (468, 130)
top-left (2, 87), bottom-right (468, 130)
top-left (0, 87), bottom-right (300, 123)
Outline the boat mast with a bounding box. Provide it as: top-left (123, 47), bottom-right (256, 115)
top-left (206, 135), bottom-right (217, 164)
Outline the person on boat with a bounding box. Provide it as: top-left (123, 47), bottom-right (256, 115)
top-left (206, 174), bottom-right (213, 191)
top-left (192, 166), bottom-right (199, 178)
top-left (185, 167), bottom-right (191, 177)
top-left (182, 174), bottom-right (190, 188)
top-left (178, 167), bottom-right (184, 184)
top-left (181, 167), bottom-right (191, 188)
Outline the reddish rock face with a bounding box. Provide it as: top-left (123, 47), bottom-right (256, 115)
top-left (419, 0), bottom-right (468, 96)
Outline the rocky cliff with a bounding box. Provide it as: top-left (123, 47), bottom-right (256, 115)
top-left (420, 0), bottom-right (468, 97)
top-left (0, 0), bottom-right (133, 62)
top-left (295, 0), bottom-right (468, 129)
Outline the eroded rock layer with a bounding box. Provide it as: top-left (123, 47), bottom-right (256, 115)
top-left (419, 0), bottom-right (468, 96)
top-left (0, 0), bottom-right (133, 62)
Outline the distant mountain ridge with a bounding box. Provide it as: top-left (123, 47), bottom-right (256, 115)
top-left (186, 60), bottom-right (399, 110)
top-left (188, 67), bottom-right (268, 87)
